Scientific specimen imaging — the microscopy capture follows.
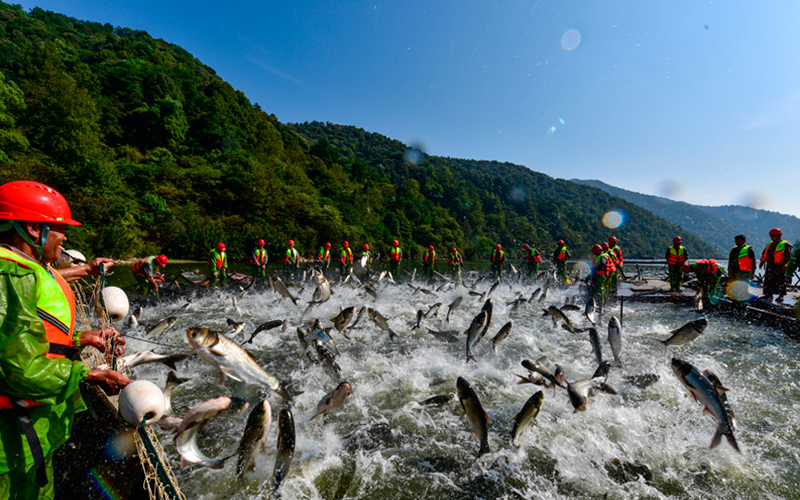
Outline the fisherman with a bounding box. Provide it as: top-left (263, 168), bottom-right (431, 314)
top-left (283, 239), bottom-right (300, 280)
top-left (208, 242), bottom-right (228, 289)
top-left (760, 228), bottom-right (793, 303)
top-left (339, 241), bottom-right (353, 280)
top-left (607, 236), bottom-right (623, 292)
top-left (727, 235), bottom-right (756, 284)
top-left (522, 243), bottom-right (542, 278)
top-left (491, 244), bottom-right (505, 281)
top-left (665, 237), bottom-right (688, 292)
top-left (361, 244), bottom-right (372, 280)
top-left (683, 259), bottom-right (724, 304)
top-left (316, 242), bottom-right (331, 269)
top-left (588, 244), bottom-right (615, 306)
top-left (553, 240), bottom-right (570, 285)
top-left (131, 254), bottom-right (168, 296)
top-left (422, 245), bottom-right (436, 283)
top-left (250, 239), bottom-right (268, 286)
top-left (389, 239), bottom-right (402, 278)
top-left (449, 246), bottom-right (463, 279)
top-left (0, 180), bottom-right (132, 497)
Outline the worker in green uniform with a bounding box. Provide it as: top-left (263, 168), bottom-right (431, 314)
top-left (208, 242), bottom-right (228, 289)
top-left (553, 240), bottom-right (570, 285)
top-left (523, 244), bottom-right (542, 278)
top-left (422, 245), bottom-right (436, 283)
top-left (727, 235), bottom-right (756, 283)
top-left (250, 239), bottom-right (268, 286)
top-left (607, 236), bottom-right (623, 293)
top-left (389, 239), bottom-right (402, 279)
top-left (491, 244), bottom-right (505, 281)
top-left (665, 237), bottom-right (688, 292)
top-left (0, 180), bottom-right (131, 498)
top-left (283, 239), bottom-right (300, 280)
top-left (683, 259), bottom-right (724, 305)
top-left (588, 244), bottom-right (615, 307)
top-left (316, 242), bottom-right (331, 269)
top-left (339, 241), bottom-right (353, 280)
top-left (131, 254), bottom-right (168, 295)
top-left (449, 247), bottom-right (463, 280)
top-left (360, 244), bottom-right (373, 281)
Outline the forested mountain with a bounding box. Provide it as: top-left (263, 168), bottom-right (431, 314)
top-left (573, 179), bottom-right (800, 254)
top-left (0, 2), bottom-right (718, 261)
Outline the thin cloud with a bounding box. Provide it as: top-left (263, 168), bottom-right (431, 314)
top-left (742, 89), bottom-right (800, 130)
top-left (244, 55), bottom-right (305, 86)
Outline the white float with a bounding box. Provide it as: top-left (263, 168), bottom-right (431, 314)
top-left (118, 380), bottom-right (166, 427)
top-left (97, 286), bottom-right (129, 322)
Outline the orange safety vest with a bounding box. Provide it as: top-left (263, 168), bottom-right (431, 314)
top-left (251, 248), bottom-right (267, 266)
top-left (527, 249), bottom-right (542, 264)
top-left (449, 251), bottom-right (462, 266)
top-left (761, 240), bottom-right (788, 265)
top-left (694, 259), bottom-right (718, 275)
top-left (340, 247), bottom-right (353, 265)
top-left (667, 246), bottom-right (687, 266)
top-left (0, 248), bottom-right (77, 409)
top-left (131, 255), bottom-right (158, 277)
top-left (736, 245), bottom-right (754, 272)
top-left (611, 246), bottom-right (623, 266)
top-left (556, 247), bottom-right (568, 262)
top-left (284, 247), bottom-right (299, 265)
top-left (208, 249), bottom-right (226, 270)
top-left (593, 254), bottom-right (615, 276)
top-left (423, 249), bottom-right (435, 264)
top-left (390, 246), bottom-right (401, 261)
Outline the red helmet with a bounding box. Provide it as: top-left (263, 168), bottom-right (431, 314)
top-left (343, 241), bottom-right (349, 248)
top-left (495, 244), bottom-right (502, 250)
top-left (673, 236), bottom-right (682, 244)
top-left (591, 244), bottom-right (602, 255)
top-left (428, 245), bottom-right (434, 251)
top-left (393, 240), bottom-right (399, 246)
top-left (769, 228), bottom-right (782, 237)
top-left (558, 240), bottom-right (564, 246)
top-left (324, 242), bottom-right (331, 250)
top-left (363, 244), bottom-right (369, 250)
top-left (601, 242), bottom-right (609, 251)
top-left (257, 239), bottom-right (265, 246)
top-left (156, 254), bottom-right (168, 266)
top-left (288, 239), bottom-right (295, 246)
top-left (216, 242), bottom-right (226, 251)
top-left (0, 180), bottom-right (81, 225)
top-left (451, 247), bottom-right (457, 253)
top-left (522, 244), bottom-right (530, 250)
top-left (682, 264), bottom-right (691, 274)
top-left (608, 236), bottom-right (617, 245)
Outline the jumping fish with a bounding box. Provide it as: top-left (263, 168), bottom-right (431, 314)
top-left (273, 408), bottom-right (296, 490)
top-left (309, 381), bottom-right (352, 423)
top-left (456, 377), bottom-right (491, 457)
top-left (446, 296), bottom-right (463, 324)
top-left (607, 316), bottom-right (624, 368)
top-left (659, 318), bottom-right (709, 347)
top-left (236, 400), bottom-right (272, 479)
top-left (174, 396), bottom-right (232, 469)
top-left (510, 391), bottom-right (544, 447)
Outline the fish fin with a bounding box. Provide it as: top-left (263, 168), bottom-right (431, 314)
top-left (727, 433), bottom-right (741, 452)
top-left (459, 412), bottom-right (466, 421)
top-left (209, 348), bottom-right (227, 357)
top-left (709, 429), bottom-right (723, 449)
top-left (515, 374), bottom-right (532, 384)
top-left (484, 412), bottom-right (491, 424)
top-left (218, 368), bottom-right (229, 385)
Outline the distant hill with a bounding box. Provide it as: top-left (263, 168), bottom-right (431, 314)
top-left (572, 179), bottom-right (800, 254)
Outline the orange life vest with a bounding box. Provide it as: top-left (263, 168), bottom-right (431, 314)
top-left (736, 245), bottom-right (754, 272)
top-left (667, 246), bottom-right (687, 266)
top-left (761, 240), bottom-right (788, 265)
top-left (556, 247), bottom-right (568, 262)
top-left (694, 259), bottom-right (718, 275)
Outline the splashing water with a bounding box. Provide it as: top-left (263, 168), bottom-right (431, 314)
top-left (122, 271), bottom-right (800, 500)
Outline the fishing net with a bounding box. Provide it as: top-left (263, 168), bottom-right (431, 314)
top-left (73, 273), bottom-right (186, 500)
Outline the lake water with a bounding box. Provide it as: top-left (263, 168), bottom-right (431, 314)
top-left (114, 266), bottom-right (799, 500)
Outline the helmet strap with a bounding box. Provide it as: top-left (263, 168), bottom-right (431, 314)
top-left (13, 221), bottom-right (49, 264)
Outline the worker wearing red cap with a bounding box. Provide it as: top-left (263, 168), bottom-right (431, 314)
top-left (250, 239), bottom-right (268, 285)
top-left (449, 247), bottom-right (463, 279)
top-left (760, 228), bottom-right (793, 302)
top-left (683, 259), bottom-right (724, 306)
top-left (665, 236), bottom-right (688, 292)
top-left (316, 241), bottom-right (331, 269)
top-left (389, 239), bottom-right (402, 278)
top-left (0, 181), bottom-right (131, 496)
top-left (553, 240), bottom-right (571, 285)
top-left (607, 236), bottom-right (623, 292)
top-left (131, 254), bottom-right (169, 295)
top-left (523, 244), bottom-right (543, 278)
top-left (208, 242), bottom-right (228, 289)
top-left (339, 241), bottom-right (353, 280)
top-left (491, 244), bottom-right (505, 281)
top-left (360, 244), bottom-right (373, 280)
top-left (422, 245), bottom-right (436, 283)
top-left (283, 239), bottom-right (300, 279)
top-left (588, 243), bottom-right (615, 305)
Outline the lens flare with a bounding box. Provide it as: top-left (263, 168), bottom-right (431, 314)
top-left (559, 118), bottom-right (565, 125)
top-left (726, 280), bottom-right (757, 302)
top-left (603, 211), bottom-right (625, 229)
top-left (561, 29), bottom-right (582, 51)
top-left (572, 261), bottom-right (591, 278)
top-left (547, 126), bottom-right (556, 135)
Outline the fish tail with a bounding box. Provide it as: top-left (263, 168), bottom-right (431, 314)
top-left (478, 440), bottom-right (491, 456)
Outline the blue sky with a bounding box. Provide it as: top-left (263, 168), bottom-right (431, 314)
top-left (15, 0), bottom-right (800, 218)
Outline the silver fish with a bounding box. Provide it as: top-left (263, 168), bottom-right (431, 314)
top-left (660, 318), bottom-right (709, 347)
top-left (174, 396), bottom-right (232, 469)
top-left (465, 310), bottom-right (488, 363)
top-left (487, 280), bottom-right (500, 297)
top-left (368, 308), bottom-right (397, 340)
top-left (127, 314), bottom-right (139, 328)
top-left (703, 369), bottom-right (736, 422)
top-left (221, 318), bottom-right (246, 337)
top-left (232, 295), bottom-right (242, 315)
top-left (588, 327), bottom-right (603, 366)
top-left (521, 357), bottom-right (564, 388)
top-left (309, 381), bottom-right (352, 423)
top-left (351, 306), bottom-right (368, 329)
top-left (607, 316), bottom-right (624, 367)
top-left (478, 299), bottom-right (493, 341)
top-left (418, 395), bottom-right (453, 406)
top-left (511, 390), bottom-right (544, 447)
top-left (146, 316), bottom-right (178, 338)
top-left (236, 400), bottom-right (272, 479)
top-left (491, 321), bottom-right (513, 352)
top-left (163, 371), bottom-right (190, 415)
top-left (591, 360), bottom-right (612, 380)
top-left (174, 300), bottom-right (193, 315)
top-left (672, 358), bottom-right (739, 452)
top-left (544, 305), bottom-right (574, 332)
top-left (425, 302), bottom-right (442, 318)
top-left (411, 309), bottom-right (424, 330)
top-left (514, 371), bottom-right (550, 387)
top-left (446, 296), bottom-right (463, 324)
top-left (186, 328), bottom-right (296, 402)
top-left (331, 306), bottom-right (356, 336)
top-left (113, 349), bottom-right (190, 371)
top-left (528, 288), bottom-right (541, 303)
top-left (584, 297), bottom-right (597, 325)
top-left (456, 377), bottom-right (491, 456)
top-left (242, 319), bottom-right (286, 345)
top-left (273, 408), bottom-right (296, 490)
top-left (425, 327), bottom-right (460, 343)
top-left (271, 274), bottom-right (298, 305)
